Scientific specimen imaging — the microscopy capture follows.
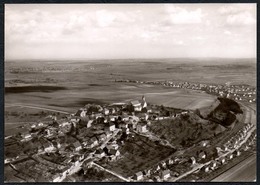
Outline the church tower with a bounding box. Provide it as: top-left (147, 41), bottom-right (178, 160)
top-left (141, 95), bottom-right (147, 108)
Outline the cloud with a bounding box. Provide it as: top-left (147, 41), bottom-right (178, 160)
top-left (164, 6), bottom-right (203, 24)
top-left (95, 9), bottom-right (139, 28)
top-left (219, 5), bottom-right (245, 15)
top-left (218, 4), bottom-right (256, 26)
top-left (96, 10), bottom-right (116, 27)
top-left (224, 30), bottom-right (232, 35)
top-left (219, 4), bottom-right (254, 15)
top-left (226, 12), bottom-right (256, 25)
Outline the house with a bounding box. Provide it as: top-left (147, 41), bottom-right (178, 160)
top-left (134, 171), bottom-right (143, 181)
top-left (200, 140), bottom-right (209, 147)
top-left (121, 114), bottom-right (130, 121)
top-left (107, 122), bottom-right (116, 132)
top-left (198, 151), bottom-right (206, 160)
top-left (161, 170), bottom-right (171, 180)
top-left (166, 158), bottom-right (174, 165)
top-left (219, 157), bottom-right (226, 165)
top-left (109, 115), bottom-right (117, 122)
top-left (122, 127), bottom-right (130, 134)
top-left (75, 109), bottom-right (87, 117)
top-left (210, 160), bottom-right (217, 170)
top-left (71, 117), bottom-right (80, 123)
top-left (110, 149), bottom-right (120, 156)
top-left (109, 108), bottom-right (116, 114)
top-left (189, 157), bottom-right (196, 165)
top-left (153, 176), bottom-right (161, 182)
top-left (89, 137), bottom-right (98, 148)
top-left (105, 131), bottom-right (113, 138)
top-left (119, 122), bottom-right (128, 129)
top-left (103, 108), bottom-right (110, 115)
top-left (221, 145), bottom-right (228, 152)
top-left (107, 143), bottom-right (119, 151)
top-left (154, 165), bottom-right (161, 172)
top-left (95, 149), bottom-right (105, 158)
top-left (21, 131), bottom-right (32, 139)
top-left (137, 123), bottom-right (147, 133)
top-left (43, 142), bottom-right (55, 153)
top-left (73, 141), bottom-right (82, 152)
top-left (97, 134), bottom-right (106, 142)
top-left (86, 119), bottom-right (94, 128)
top-left (201, 165), bottom-right (210, 173)
top-left (143, 169), bottom-right (151, 176)
top-left (138, 113), bottom-right (149, 121)
top-left (226, 153), bottom-right (233, 160)
top-left (108, 155), bottom-right (117, 161)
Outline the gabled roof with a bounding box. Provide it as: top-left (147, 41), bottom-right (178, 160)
top-left (91, 137), bottom-right (98, 142)
top-left (95, 149), bottom-right (104, 154)
top-left (73, 141), bottom-right (81, 148)
top-left (161, 169), bottom-right (170, 176)
top-left (135, 171), bottom-right (143, 177)
top-left (109, 122), bottom-right (115, 126)
top-left (110, 149), bottom-right (119, 155)
top-left (131, 100), bottom-right (141, 106)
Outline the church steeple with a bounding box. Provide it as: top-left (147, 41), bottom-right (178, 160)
top-left (141, 95), bottom-right (147, 108)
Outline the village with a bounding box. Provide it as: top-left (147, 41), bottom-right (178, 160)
top-left (4, 90), bottom-right (256, 182)
top-left (115, 79), bottom-right (256, 104)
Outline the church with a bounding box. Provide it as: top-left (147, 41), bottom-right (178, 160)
top-left (129, 95), bottom-right (147, 112)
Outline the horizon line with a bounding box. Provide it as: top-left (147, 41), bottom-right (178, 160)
top-left (5, 57), bottom-right (257, 62)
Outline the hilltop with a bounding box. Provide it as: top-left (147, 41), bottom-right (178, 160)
top-left (148, 97), bottom-right (243, 148)
top-left (200, 97), bottom-right (243, 127)
top-left (149, 113), bottom-right (218, 148)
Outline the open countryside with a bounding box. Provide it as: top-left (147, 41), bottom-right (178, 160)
top-left (4, 58), bottom-right (256, 182)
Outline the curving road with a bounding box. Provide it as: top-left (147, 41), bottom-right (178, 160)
top-left (211, 103), bottom-right (256, 182)
top-left (211, 154), bottom-right (256, 182)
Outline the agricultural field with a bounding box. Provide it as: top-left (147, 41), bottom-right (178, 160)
top-left (5, 106), bottom-right (67, 135)
top-left (4, 58), bottom-right (256, 135)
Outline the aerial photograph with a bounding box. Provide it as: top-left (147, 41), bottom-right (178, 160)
top-left (4, 3), bottom-right (256, 182)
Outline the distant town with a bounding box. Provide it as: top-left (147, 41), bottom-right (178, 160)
top-left (4, 80), bottom-right (256, 182)
top-left (116, 79), bottom-right (256, 103)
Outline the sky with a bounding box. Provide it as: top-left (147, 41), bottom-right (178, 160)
top-left (5, 4), bottom-right (256, 60)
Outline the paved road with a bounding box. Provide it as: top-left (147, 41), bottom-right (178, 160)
top-left (211, 154), bottom-right (256, 182)
top-left (211, 103), bottom-right (256, 182)
top-left (92, 162), bottom-right (130, 182)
